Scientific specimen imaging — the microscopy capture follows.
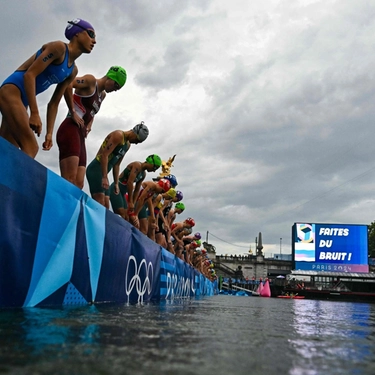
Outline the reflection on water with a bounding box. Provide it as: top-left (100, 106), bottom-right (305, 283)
top-left (289, 300), bottom-right (375, 375)
top-left (1, 297), bottom-right (375, 375)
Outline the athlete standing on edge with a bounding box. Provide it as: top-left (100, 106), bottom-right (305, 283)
top-left (0, 18), bottom-right (96, 158)
top-left (86, 122), bottom-right (149, 208)
top-left (57, 66), bottom-right (127, 188)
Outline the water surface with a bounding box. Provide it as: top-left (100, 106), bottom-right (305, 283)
top-left (1, 296), bottom-right (374, 375)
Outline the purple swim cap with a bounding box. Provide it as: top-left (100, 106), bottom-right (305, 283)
top-left (65, 19), bottom-right (95, 40)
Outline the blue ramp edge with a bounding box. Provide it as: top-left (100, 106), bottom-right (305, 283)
top-left (0, 138), bottom-right (217, 308)
top-left (63, 282), bottom-right (89, 305)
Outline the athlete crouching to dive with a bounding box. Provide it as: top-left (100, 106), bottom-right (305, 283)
top-left (131, 178), bottom-right (171, 235)
top-left (109, 154), bottom-right (162, 220)
top-left (170, 217), bottom-right (196, 259)
top-left (0, 18), bottom-right (96, 158)
top-left (86, 122), bottom-right (149, 208)
top-left (184, 240), bottom-right (201, 266)
top-left (57, 66), bottom-right (127, 188)
top-left (155, 200), bottom-right (185, 250)
top-left (147, 188), bottom-right (176, 242)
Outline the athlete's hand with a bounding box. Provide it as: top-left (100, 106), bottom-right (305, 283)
top-left (102, 177), bottom-right (109, 190)
top-left (29, 113), bottom-right (42, 137)
top-left (129, 215), bottom-right (139, 228)
top-left (71, 112), bottom-right (84, 128)
top-left (114, 184), bottom-right (120, 195)
top-left (42, 134), bottom-right (53, 151)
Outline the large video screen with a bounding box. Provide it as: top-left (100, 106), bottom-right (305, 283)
top-left (292, 223), bottom-right (369, 273)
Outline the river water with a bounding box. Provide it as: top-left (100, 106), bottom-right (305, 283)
top-left (0, 295), bottom-right (374, 375)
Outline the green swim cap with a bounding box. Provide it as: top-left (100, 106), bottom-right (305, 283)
top-left (106, 66), bottom-right (127, 88)
top-left (146, 154), bottom-right (162, 167)
top-left (175, 202), bottom-right (185, 211)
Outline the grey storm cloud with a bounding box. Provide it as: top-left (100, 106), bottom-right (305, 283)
top-left (135, 39), bottom-right (199, 90)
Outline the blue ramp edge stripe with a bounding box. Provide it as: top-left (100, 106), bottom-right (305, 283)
top-left (160, 261), bottom-right (175, 272)
top-left (63, 282), bottom-right (89, 305)
top-left (83, 194), bottom-right (106, 301)
top-left (24, 170), bottom-right (83, 307)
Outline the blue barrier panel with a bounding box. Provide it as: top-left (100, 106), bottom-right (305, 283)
top-left (0, 138), bottom-right (216, 308)
top-left (160, 249), bottom-right (191, 299)
top-left (0, 141), bottom-right (49, 307)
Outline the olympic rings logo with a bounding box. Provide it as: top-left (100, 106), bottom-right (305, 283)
top-left (125, 255), bottom-right (154, 303)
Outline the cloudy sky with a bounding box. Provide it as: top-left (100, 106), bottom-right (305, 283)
top-left (2, 0), bottom-right (375, 256)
